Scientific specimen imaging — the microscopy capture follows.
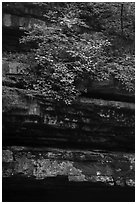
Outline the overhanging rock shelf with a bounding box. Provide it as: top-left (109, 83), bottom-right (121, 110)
top-left (3, 87), bottom-right (135, 151)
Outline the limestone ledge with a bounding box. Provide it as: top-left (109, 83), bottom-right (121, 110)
top-left (2, 147), bottom-right (135, 187)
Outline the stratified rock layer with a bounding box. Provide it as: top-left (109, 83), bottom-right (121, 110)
top-left (3, 146), bottom-right (135, 187)
top-left (3, 87), bottom-right (135, 151)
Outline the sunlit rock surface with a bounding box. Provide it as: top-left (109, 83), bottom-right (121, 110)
top-left (2, 147), bottom-right (135, 187)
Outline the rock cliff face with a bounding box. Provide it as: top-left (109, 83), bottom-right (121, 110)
top-left (3, 86), bottom-right (135, 151)
top-left (2, 3), bottom-right (46, 51)
top-left (2, 3), bottom-right (135, 201)
top-left (3, 147), bottom-right (135, 186)
top-left (2, 56), bottom-right (135, 200)
top-left (2, 146), bottom-right (135, 201)
top-left (2, 44), bottom-right (135, 151)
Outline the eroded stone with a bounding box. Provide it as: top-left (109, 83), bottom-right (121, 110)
top-left (2, 150), bottom-right (13, 162)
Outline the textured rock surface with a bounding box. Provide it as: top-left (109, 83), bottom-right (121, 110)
top-left (2, 147), bottom-right (135, 187)
top-left (2, 3), bottom-right (135, 202)
top-left (3, 87), bottom-right (135, 151)
top-left (2, 3), bottom-right (46, 51)
top-left (3, 13), bottom-right (45, 29)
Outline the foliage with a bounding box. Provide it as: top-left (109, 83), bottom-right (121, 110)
top-left (106, 55), bottom-right (135, 92)
top-left (3, 2), bottom-right (135, 104)
top-left (86, 2), bottom-right (135, 38)
top-left (20, 24), bottom-right (113, 104)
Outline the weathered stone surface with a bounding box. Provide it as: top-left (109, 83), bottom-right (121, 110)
top-left (3, 14), bottom-right (12, 27)
top-left (2, 150), bottom-right (13, 162)
top-left (2, 87), bottom-right (135, 151)
top-left (3, 3), bottom-right (46, 22)
top-left (3, 13), bottom-right (45, 29)
top-left (2, 60), bottom-right (9, 76)
top-left (2, 147), bottom-right (135, 187)
top-left (2, 3), bottom-right (47, 51)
